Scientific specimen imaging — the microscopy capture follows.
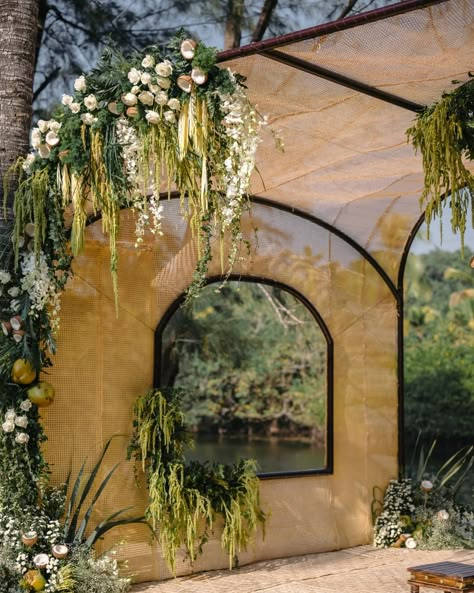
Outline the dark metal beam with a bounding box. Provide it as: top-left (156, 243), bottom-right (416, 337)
top-left (217, 0), bottom-right (449, 63)
top-left (260, 49), bottom-right (425, 113)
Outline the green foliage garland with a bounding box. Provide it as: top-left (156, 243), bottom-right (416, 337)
top-left (407, 75), bottom-right (474, 246)
top-left (128, 388), bottom-right (267, 573)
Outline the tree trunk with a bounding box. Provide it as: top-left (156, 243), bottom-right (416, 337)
top-left (224, 0), bottom-right (244, 50)
top-left (0, 0), bottom-right (39, 227)
top-left (251, 0), bottom-right (278, 42)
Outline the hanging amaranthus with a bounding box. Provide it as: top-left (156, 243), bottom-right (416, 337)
top-left (407, 76), bottom-right (474, 247)
top-left (128, 388), bottom-right (266, 573)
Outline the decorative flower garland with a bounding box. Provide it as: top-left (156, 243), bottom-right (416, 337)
top-left (407, 75), bottom-right (474, 246)
top-left (0, 32), bottom-right (271, 591)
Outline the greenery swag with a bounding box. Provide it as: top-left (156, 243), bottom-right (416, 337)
top-left (128, 388), bottom-right (266, 573)
top-left (407, 75), bottom-right (474, 246)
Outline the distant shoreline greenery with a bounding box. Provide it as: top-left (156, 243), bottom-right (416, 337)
top-left (404, 246), bottom-right (474, 443)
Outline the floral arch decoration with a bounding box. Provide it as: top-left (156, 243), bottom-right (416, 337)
top-left (0, 33), bottom-right (274, 589)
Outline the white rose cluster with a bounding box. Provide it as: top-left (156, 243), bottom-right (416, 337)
top-left (1, 408), bottom-right (29, 444)
top-left (119, 58), bottom-right (179, 126)
top-left (30, 119), bottom-right (62, 159)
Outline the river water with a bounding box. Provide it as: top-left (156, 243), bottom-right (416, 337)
top-left (186, 433), bottom-right (326, 474)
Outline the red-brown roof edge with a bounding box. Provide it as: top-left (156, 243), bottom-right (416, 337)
top-left (217, 0), bottom-right (449, 63)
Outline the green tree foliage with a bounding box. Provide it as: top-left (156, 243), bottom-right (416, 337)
top-left (404, 247), bottom-right (474, 441)
top-left (161, 282), bottom-right (327, 441)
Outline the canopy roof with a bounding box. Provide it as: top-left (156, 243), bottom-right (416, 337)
top-left (218, 0), bottom-right (474, 285)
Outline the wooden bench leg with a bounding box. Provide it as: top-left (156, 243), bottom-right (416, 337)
top-left (410, 585), bottom-right (419, 593)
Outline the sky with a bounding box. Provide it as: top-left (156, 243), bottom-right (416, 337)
top-left (410, 204), bottom-right (474, 255)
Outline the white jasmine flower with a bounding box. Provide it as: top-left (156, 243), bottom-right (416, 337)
top-left (142, 54), bottom-right (155, 68)
top-left (8, 286), bottom-right (19, 297)
top-left (421, 480), bottom-right (433, 492)
top-left (2, 420), bottom-right (15, 433)
top-left (74, 75), bottom-right (87, 92)
top-left (155, 60), bottom-right (172, 77)
top-left (167, 98), bottom-right (180, 111)
top-left (155, 91), bottom-right (168, 106)
top-left (122, 92), bottom-right (138, 106)
top-left (141, 72), bottom-right (152, 85)
top-left (0, 271), bottom-right (11, 283)
top-left (45, 131), bottom-right (60, 147)
top-left (138, 91), bottom-right (154, 106)
top-left (145, 111), bottom-right (160, 125)
top-left (69, 102), bottom-right (81, 114)
top-left (5, 409), bottom-right (16, 422)
top-left (20, 400), bottom-right (32, 412)
top-left (156, 76), bottom-right (171, 89)
top-left (80, 113), bottom-right (96, 125)
top-left (61, 94), bottom-right (73, 106)
top-left (83, 94), bottom-right (98, 111)
top-left (15, 416), bottom-right (28, 429)
top-left (37, 120), bottom-right (48, 133)
top-left (38, 144), bottom-right (51, 158)
top-left (163, 110), bottom-right (176, 124)
top-left (127, 68), bottom-right (141, 85)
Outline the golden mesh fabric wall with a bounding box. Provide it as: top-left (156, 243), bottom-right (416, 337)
top-left (43, 199), bottom-right (398, 582)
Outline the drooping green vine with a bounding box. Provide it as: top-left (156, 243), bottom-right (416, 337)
top-left (128, 388), bottom-right (267, 573)
top-left (407, 75), bottom-right (474, 246)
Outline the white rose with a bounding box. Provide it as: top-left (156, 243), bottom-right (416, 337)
top-left (84, 94), bottom-right (98, 111)
top-left (37, 120), bottom-right (48, 133)
top-left (20, 400), bottom-right (32, 412)
top-left (141, 54), bottom-right (155, 69)
top-left (155, 91), bottom-right (168, 106)
top-left (141, 72), bottom-right (152, 86)
top-left (15, 432), bottom-right (29, 445)
top-left (138, 91), bottom-right (154, 106)
top-left (127, 68), bottom-right (141, 85)
top-left (167, 98), bottom-right (180, 111)
top-left (38, 144), bottom-right (51, 158)
top-left (15, 416), bottom-right (28, 429)
top-left (80, 113), bottom-right (96, 125)
top-left (148, 84), bottom-right (160, 94)
top-left (155, 61), bottom-right (173, 77)
top-left (69, 102), bottom-right (81, 114)
top-left (7, 287), bottom-right (19, 297)
top-left (48, 120), bottom-right (61, 132)
top-left (2, 421), bottom-right (15, 433)
top-left (156, 76), bottom-right (171, 90)
top-left (5, 409), bottom-right (16, 422)
top-left (164, 110), bottom-right (176, 124)
top-left (74, 75), bottom-right (87, 92)
top-left (0, 271), bottom-right (11, 283)
top-left (45, 131), bottom-right (60, 147)
top-left (122, 92), bottom-right (138, 106)
top-left (145, 111), bottom-right (161, 124)
top-left (61, 94), bottom-right (73, 106)
top-left (130, 85), bottom-right (141, 95)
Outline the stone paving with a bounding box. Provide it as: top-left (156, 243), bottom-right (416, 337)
top-left (132, 546), bottom-right (474, 593)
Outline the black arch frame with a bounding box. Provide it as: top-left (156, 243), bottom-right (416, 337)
top-left (154, 274), bottom-right (334, 480)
